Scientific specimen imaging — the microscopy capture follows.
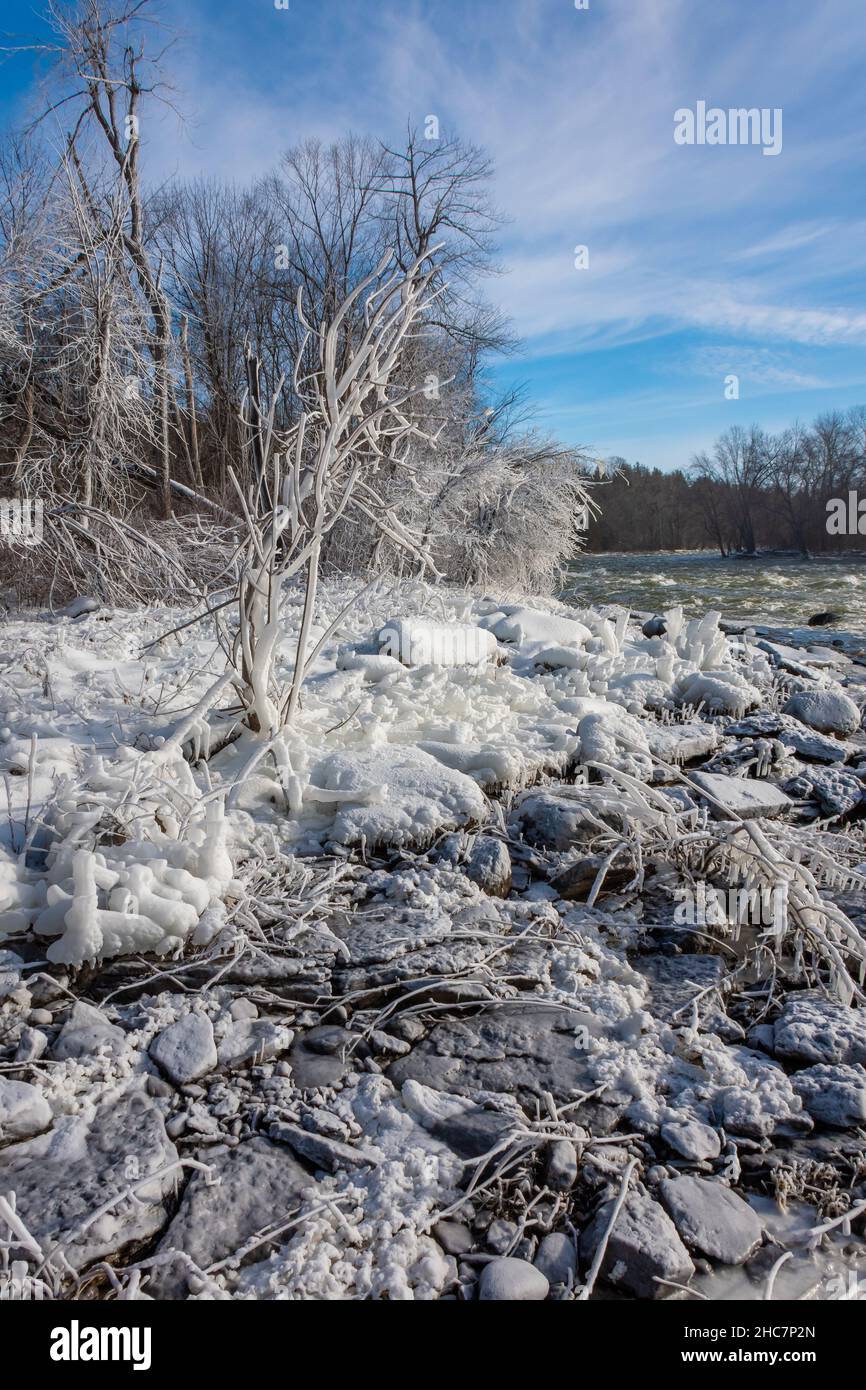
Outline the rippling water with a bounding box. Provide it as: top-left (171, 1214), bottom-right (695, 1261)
top-left (563, 551), bottom-right (866, 633)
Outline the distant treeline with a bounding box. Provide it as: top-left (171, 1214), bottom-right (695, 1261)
top-left (587, 411), bottom-right (866, 555)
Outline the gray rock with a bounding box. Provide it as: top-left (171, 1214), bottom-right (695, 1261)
top-left (486, 1218), bottom-right (518, 1254)
top-left (432, 1220), bottom-right (474, 1256)
top-left (791, 1063), bottom-right (866, 1128)
top-left (478, 1256), bottom-right (549, 1301)
top-left (773, 991), bottom-right (866, 1067)
top-left (0, 1090), bottom-right (177, 1271)
top-left (784, 688), bottom-right (861, 738)
top-left (661, 1119), bottom-right (721, 1162)
top-left (388, 1003), bottom-right (602, 1106)
top-left (416, 1105), bottom-right (517, 1160)
top-left (149, 1013), bottom-right (217, 1087)
top-left (288, 1026), bottom-right (355, 1089)
top-left (646, 721), bottom-right (719, 766)
top-left (148, 1137), bottom-right (316, 1298)
top-left (545, 1138), bottom-right (578, 1190)
top-left (268, 1121), bottom-right (378, 1172)
top-left (534, 1232), bottom-right (577, 1285)
top-left (0, 1077), bottom-right (51, 1141)
top-left (466, 836), bottom-right (512, 898)
top-left (52, 1001), bottom-right (127, 1060)
top-left (580, 1190), bottom-right (695, 1299)
top-left (659, 1176), bottom-right (762, 1264)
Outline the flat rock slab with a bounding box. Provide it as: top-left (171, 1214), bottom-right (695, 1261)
top-left (0, 1090), bottom-right (177, 1272)
top-left (646, 721), bottom-right (719, 768)
top-left (773, 991), bottom-right (866, 1067)
top-left (149, 1013), bottom-right (217, 1087)
top-left (388, 1003), bottom-right (602, 1106)
top-left (415, 1104), bottom-right (517, 1160)
top-left (580, 1189), bottom-right (695, 1299)
top-left (148, 1137), bottom-right (317, 1298)
top-left (689, 771), bottom-right (792, 819)
top-left (332, 905), bottom-right (452, 967)
top-left (269, 1121), bottom-right (378, 1172)
top-left (659, 1176), bottom-right (763, 1265)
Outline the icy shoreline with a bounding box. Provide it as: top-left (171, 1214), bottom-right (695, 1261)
top-left (1, 579), bottom-right (865, 1301)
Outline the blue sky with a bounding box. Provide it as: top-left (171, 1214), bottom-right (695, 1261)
top-left (2, 0), bottom-right (865, 470)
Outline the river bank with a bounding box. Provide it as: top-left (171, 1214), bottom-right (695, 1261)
top-left (0, 578), bottom-right (865, 1300)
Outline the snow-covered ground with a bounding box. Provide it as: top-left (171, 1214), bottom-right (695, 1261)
top-left (1, 578), bottom-right (866, 1301)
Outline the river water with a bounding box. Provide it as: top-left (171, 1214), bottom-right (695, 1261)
top-left (564, 551), bottom-right (866, 634)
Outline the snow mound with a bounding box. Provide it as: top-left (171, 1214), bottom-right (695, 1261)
top-left (486, 605), bottom-right (592, 651)
top-left (378, 617), bottom-right (497, 668)
top-left (309, 746), bottom-right (488, 849)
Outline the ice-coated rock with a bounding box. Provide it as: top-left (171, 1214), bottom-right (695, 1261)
top-left (465, 835), bottom-right (512, 898)
top-left (149, 1013), bottom-right (217, 1087)
top-left (0, 1076), bottom-right (51, 1141)
top-left (661, 1119), bottom-right (721, 1162)
top-left (148, 1137), bottom-right (316, 1298)
top-left (514, 785), bottom-right (656, 851)
top-left (645, 720), bottom-right (719, 767)
top-left (659, 1176), bottom-right (762, 1264)
top-left (579, 1190), bottom-right (695, 1299)
top-left (534, 1232), bottom-right (577, 1285)
top-left (51, 1000), bottom-right (127, 1060)
top-left (783, 688), bottom-right (861, 738)
top-left (791, 1063), bottom-right (866, 1128)
top-left (0, 1091), bottom-right (177, 1271)
top-left (725, 711), bottom-right (855, 763)
top-left (310, 745), bottom-right (488, 851)
top-left (14, 1026), bottom-right (48, 1064)
top-left (488, 605), bottom-right (591, 651)
top-left (478, 1256), bottom-right (549, 1301)
top-left (773, 991), bottom-right (866, 1067)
